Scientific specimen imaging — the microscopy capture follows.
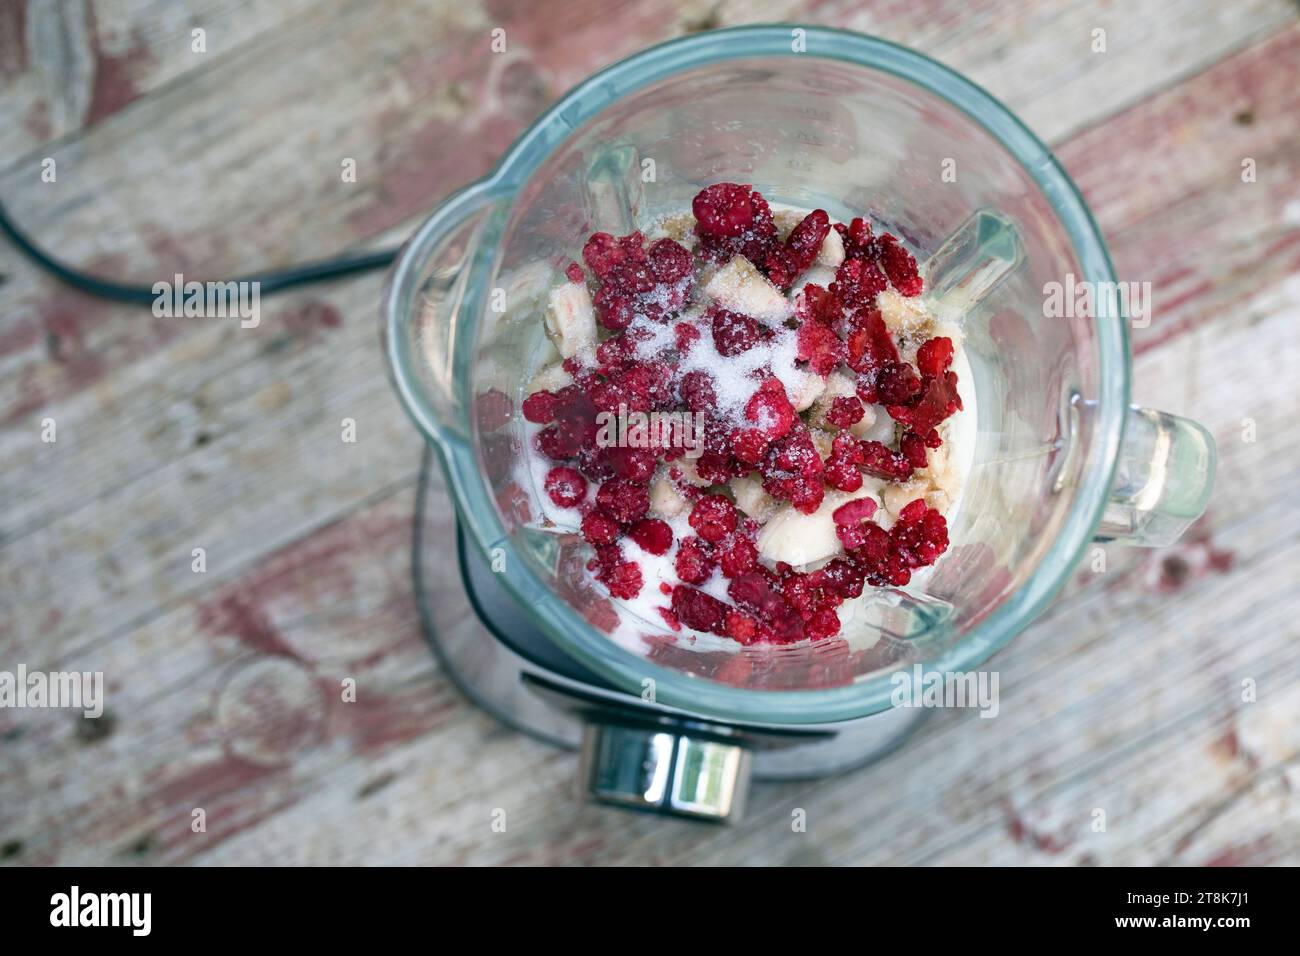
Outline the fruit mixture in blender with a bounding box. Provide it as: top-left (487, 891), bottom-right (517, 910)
top-left (519, 183), bottom-right (972, 646)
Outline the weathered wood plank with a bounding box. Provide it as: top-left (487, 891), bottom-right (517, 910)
top-left (2, 3), bottom-right (1298, 866)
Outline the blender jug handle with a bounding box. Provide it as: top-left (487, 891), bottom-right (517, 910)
top-left (382, 176), bottom-right (506, 449)
top-left (1093, 405), bottom-right (1216, 547)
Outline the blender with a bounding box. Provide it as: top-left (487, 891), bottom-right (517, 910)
top-left (383, 27), bottom-right (1216, 822)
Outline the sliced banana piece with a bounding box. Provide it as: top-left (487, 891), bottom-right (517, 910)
top-left (704, 256), bottom-right (790, 323)
top-left (528, 361), bottom-right (574, 394)
top-left (729, 474), bottom-right (777, 520)
top-left (649, 478), bottom-right (687, 518)
top-left (757, 488), bottom-right (880, 567)
top-left (814, 227), bottom-right (845, 269)
top-left (544, 280), bottom-right (596, 359)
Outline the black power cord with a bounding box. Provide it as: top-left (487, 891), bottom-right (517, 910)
top-left (0, 198), bottom-right (399, 305)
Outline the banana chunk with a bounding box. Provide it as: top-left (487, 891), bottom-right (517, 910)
top-left (757, 488), bottom-right (880, 567)
top-left (704, 256), bottom-right (790, 323)
top-left (544, 280), bottom-right (596, 358)
top-left (814, 227), bottom-right (845, 269)
top-left (650, 478), bottom-right (687, 518)
top-left (730, 475), bottom-right (777, 521)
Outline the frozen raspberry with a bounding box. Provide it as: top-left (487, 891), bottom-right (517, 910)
top-left (544, 467), bottom-right (587, 508)
top-left (916, 336), bottom-right (954, 376)
top-left (807, 607), bottom-right (841, 639)
top-left (581, 511), bottom-right (620, 545)
top-left (766, 209), bottom-right (831, 289)
top-left (693, 184), bottom-right (778, 265)
top-left (730, 428), bottom-right (770, 466)
top-left (605, 446), bottom-right (658, 482)
top-left (678, 370), bottom-right (717, 413)
top-left (826, 396), bottom-right (865, 429)
top-left (674, 535), bottom-right (716, 584)
top-left (835, 217), bottom-right (874, 258)
top-left (692, 183), bottom-right (758, 238)
top-left (657, 607), bottom-right (681, 631)
top-left (876, 233), bottom-right (923, 297)
top-left (858, 439), bottom-right (915, 480)
top-left (830, 257), bottom-right (888, 310)
top-left (832, 498), bottom-right (878, 526)
top-left (597, 557), bottom-right (643, 599)
top-left (900, 431), bottom-right (929, 470)
top-left (710, 306), bottom-right (764, 356)
top-left (717, 535), bottom-right (758, 578)
top-left (647, 238), bottom-right (693, 284)
top-left (796, 318), bottom-right (844, 376)
top-left (724, 610), bottom-right (759, 645)
top-left (689, 494), bottom-right (738, 544)
top-left (628, 518), bottom-right (673, 555)
top-left (595, 478), bottom-right (650, 524)
top-left (564, 261), bottom-right (585, 283)
top-left (765, 424), bottom-right (824, 478)
top-left (522, 390), bottom-right (558, 424)
top-left (823, 449), bottom-right (864, 493)
top-left (671, 585), bottom-right (729, 635)
top-left (674, 321), bottom-right (701, 353)
top-left (887, 370), bottom-right (963, 434)
top-left (744, 379), bottom-right (796, 440)
top-left (874, 361), bottom-right (924, 405)
top-left (845, 305), bottom-right (899, 389)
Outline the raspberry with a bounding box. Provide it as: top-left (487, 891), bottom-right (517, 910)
top-left (874, 361), bottom-right (924, 405)
top-left (565, 261), bottom-right (585, 283)
top-left (692, 184), bottom-right (778, 265)
top-left (628, 518), bottom-right (673, 555)
top-left (581, 512), bottom-right (620, 545)
top-left (832, 498), bottom-right (878, 526)
top-left (692, 183), bottom-right (758, 239)
top-left (605, 446), bottom-right (657, 482)
top-left (710, 306), bottom-right (764, 356)
top-left (845, 306), bottom-right (898, 386)
top-left (858, 439), bottom-right (915, 481)
top-left (678, 370), bottom-right (717, 413)
top-left (876, 233), bottom-right (923, 297)
top-left (671, 585), bottom-right (729, 635)
top-left (595, 478), bottom-right (650, 524)
top-left (674, 536), bottom-right (716, 584)
top-left (766, 209), bottom-right (831, 289)
top-left (796, 317), bottom-right (844, 376)
top-left (823, 452), bottom-right (864, 493)
top-left (596, 557), bottom-right (643, 599)
top-left (522, 390), bottom-right (558, 424)
top-left (887, 370), bottom-right (963, 434)
top-left (724, 610), bottom-right (759, 645)
top-left (807, 607), bottom-right (841, 639)
top-left (543, 467), bottom-right (587, 508)
top-left (689, 494), bottom-right (738, 544)
top-left (830, 257), bottom-right (888, 310)
top-left (900, 431), bottom-right (929, 469)
top-left (826, 396), bottom-right (865, 429)
top-left (717, 535), bottom-right (758, 578)
top-left (730, 428), bottom-right (770, 466)
top-left (674, 321), bottom-right (701, 354)
top-left (647, 238), bottom-right (693, 284)
top-left (836, 217), bottom-right (874, 258)
top-left (916, 336), bottom-right (954, 376)
top-left (744, 379), bottom-right (796, 440)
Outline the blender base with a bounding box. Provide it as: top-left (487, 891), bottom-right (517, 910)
top-left (414, 449), bottom-right (928, 816)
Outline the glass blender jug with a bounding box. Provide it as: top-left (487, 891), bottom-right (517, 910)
top-left (383, 27), bottom-right (1215, 820)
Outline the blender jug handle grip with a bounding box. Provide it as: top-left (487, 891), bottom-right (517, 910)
top-left (1093, 406), bottom-right (1216, 547)
top-left (382, 176), bottom-right (505, 449)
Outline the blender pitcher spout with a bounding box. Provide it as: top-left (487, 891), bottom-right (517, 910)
top-left (382, 177), bottom-right (507, 449)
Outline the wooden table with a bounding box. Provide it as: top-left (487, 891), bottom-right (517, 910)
top-left (2, 0), bottom-right (1298, 866)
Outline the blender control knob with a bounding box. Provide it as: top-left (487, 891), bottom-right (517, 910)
top-left (578, 723), bottom-right (751, 823)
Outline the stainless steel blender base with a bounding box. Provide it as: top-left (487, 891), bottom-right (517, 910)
top-left (414, 449), bottom-right (928, 820)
